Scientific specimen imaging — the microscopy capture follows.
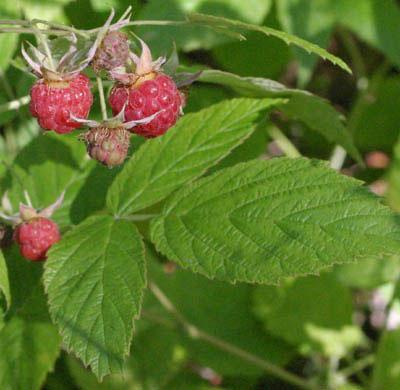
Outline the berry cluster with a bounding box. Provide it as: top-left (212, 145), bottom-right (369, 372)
top-left (24, 10), bottom-right (187, 168)
top-left (1, 9), bottom-right (194, 262)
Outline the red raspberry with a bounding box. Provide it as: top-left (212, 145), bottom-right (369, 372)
top-left (29, 73), bottom-right (93, 134)
top-left (109, 74), bottom-right (183, 138)
top-left (14, 217), bottom-right (60, 261)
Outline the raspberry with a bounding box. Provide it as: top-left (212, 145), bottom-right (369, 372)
top-left (14, 217), bottom-right (60, 261)
top-left (109, 74), bottom-right (183, 137)
top-left (92, 31), bottom-right (130, 73)
top-left (83, 126), bottom-right (131, 167)
top-left (29, 73), bottom-right (93, 134)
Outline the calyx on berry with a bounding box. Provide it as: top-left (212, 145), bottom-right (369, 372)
top-left (76, 108), bottom-right (163, 167)
top-left (0, 192), bottom-right (64, 262)
top-left (22, 8), bottom-right (129, 82)
top-left (0, 191), bottom-right (65, 225)
top-left (109, 38), bottom-right (166, 86)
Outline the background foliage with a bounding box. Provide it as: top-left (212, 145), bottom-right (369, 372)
top-left (1, 0), bottom-right (400, 389)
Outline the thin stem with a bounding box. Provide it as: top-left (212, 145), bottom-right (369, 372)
top-left (268, 126), bottom-right (301, 158)
top-left (86, 20), bottom-right (188, 34)
top-left (97, 77), bottom-right (108, 120)
top-left (339, 355), bottom-right (375, 379)
top-left (31, 19), bottom-right (90, 38)
top-left (0, 19), bottom-right (32, 26)
top-left (148, 282), bottom-right (317, 390)
top-left (0, 27), bottom-right (67, 35)
top-left (329, 145), bottom-right (347, 170)
top-left (0, 95), bottom-right (30, 113)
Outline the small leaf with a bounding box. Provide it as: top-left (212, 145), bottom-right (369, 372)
top-left (0, 251), bottom-right (10, 312)
top-left (107, 98), bottom-right (284, 217)
top-left (188, 13), bottom-right (351, 74)
top-left (43, 215), bottom-right (146, 379)
top-left (197, 69), bottom-right (362, 163)
top-left (151, 157), bottom-right (400, 284)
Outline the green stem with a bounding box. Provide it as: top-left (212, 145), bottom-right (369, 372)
top-left (329, 145), bottom-right (347, 170)
top-left (148, 282), bottom-right (318, 390)
top-left (339, 355), bottom-right (375, 379)
top-left (97, 77), bottom-right (108, 121)
top-left (268, 126), bottom-right (301, 158)
top-left (31, 19), bottom-right (90, 38)
top-left (0, 27), bottom-right (67, 35)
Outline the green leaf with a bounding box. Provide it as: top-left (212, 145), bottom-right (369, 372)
top-left (253, 273), bottom-right (361, 356)
top-left (151, 157), bottom-right (400, 284)
top-left (213, 8), bottom-right (291, 81)
top-left (136, 0), bottom-right (272, 54)
top-left (43, 215), bottom-right (146, 380)
top-left (0, 251), bottom-right (10, 312)
top-left (197, 69), bottom-right (361, 162)
top-left (372, 329), bottom-right (400, 389)
top-left (188, 13), bottom-right (351, 74)
top-left (0, 317), bottom-right (61, 390)
top-left (276, 0), bottom-right (335, 85)
top-left (107, 98), bottom-right (283, 217)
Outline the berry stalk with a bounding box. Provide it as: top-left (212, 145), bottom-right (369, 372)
top-left (97, 76), bottom-right (108, 120)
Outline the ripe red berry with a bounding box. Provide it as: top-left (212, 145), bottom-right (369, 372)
top-left (29, 73), bottom-right (93, 134)
top-left (109, 74), bottom-right (183, 138)
top-left (83, 126), bottom-right (131, 167)
top-left (14, 217), bottom-right (60, 261)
